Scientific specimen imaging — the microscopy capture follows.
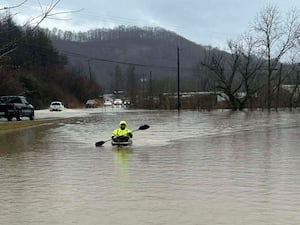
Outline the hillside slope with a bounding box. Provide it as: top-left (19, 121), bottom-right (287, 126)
top-left (50, 27), bottom-right (218, 91)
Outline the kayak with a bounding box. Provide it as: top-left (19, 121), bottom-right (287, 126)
top-left (111, 136), bottom-right (132, 146)
top-left (95, 125), bottom-right (149, 147)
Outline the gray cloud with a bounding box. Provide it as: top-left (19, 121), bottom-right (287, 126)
top-left (11, 0), bottom-right (300, 48)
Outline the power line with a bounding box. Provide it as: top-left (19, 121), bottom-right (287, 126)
top-left (61, 49), bottom-right (178, 71)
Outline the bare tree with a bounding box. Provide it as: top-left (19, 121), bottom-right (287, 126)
top-left (274, 63), bottom-right (284, 110)
top-left (230, 34), bottom-right (265, 110)
top-left (125, 66), bottom-right (138, 104)
top-left (202, 47), bottom-right (243, 111)
top-left (110, 65), bottom-right (123, 93)
top-left (1, 0), bottom-right (28, 10)
top-left (253, 5), bottom-right (300, 110)
top-left (202, 34), bottom-right (266, 111)
top-left (0, 0), bottom-right (79, 59)
top-left (287, 62), bottom-right (300, 109)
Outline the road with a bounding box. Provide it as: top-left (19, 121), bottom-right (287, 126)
top-left (35, 108), bottom-right (99, 120)
top-left (0, 107), bottom-right (113, 132)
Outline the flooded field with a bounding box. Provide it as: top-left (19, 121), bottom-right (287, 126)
top-left (0, 109), bottom-right (299, 225)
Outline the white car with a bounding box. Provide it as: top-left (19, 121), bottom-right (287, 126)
top-left (113, 99), bottom-right (123, 105)
top-left (49, 101), bottom-right (64, 111)
top-left (85, 99), bottom-right (97, 108)
top-left (103, 99), bottom-right (112, 106)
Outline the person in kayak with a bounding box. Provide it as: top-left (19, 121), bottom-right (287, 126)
top-left (112, 120), bottom-right (133, 142)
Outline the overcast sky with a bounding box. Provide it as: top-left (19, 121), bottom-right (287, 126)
top-left (4, 0), bottom-right (300, 48)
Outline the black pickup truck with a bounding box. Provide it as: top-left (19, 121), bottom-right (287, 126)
top-left (0, 96), bottom-right (34, 121)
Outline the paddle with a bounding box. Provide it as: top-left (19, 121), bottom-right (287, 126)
top-left (95, 124), bottom-right (150, 147)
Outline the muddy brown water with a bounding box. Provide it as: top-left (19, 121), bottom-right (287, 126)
top-left (0, 110), bottom-right (299, 225)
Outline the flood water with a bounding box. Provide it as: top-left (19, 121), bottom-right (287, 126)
top-left (0, 109), bottom-right (299, 225)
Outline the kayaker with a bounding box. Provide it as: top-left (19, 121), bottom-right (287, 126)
top-left (112, 120), bottom-right (133, 142)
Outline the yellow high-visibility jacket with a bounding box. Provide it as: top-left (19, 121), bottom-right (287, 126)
top-left (112, 120), bottom-right (132, 137)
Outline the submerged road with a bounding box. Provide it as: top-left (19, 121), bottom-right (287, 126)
top-left (0, 107), bottom-right (119, 132)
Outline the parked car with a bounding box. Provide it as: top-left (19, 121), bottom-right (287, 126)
top-left (85, 99), bottom-right (97, 108)
top-left (123, 100), bottom-right (131, 106)
top-left (49, 101), bottom-right (64, 111)
top-left (0, 95), bottom-right (34, 121)
top-left (113, 98), bottom-right (123, 105)
top-left (103, 99), bottom-right (112, 106)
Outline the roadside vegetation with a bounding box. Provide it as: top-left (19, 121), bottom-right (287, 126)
top-left (0, 5), bottom-right (101, 109)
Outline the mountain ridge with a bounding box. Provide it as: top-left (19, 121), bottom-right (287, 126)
top-left (48, 26), bottom-right (222, 91)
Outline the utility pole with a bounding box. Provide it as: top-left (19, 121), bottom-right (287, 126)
top-left (142, 73), bottom-right (145, 100)
top-left (177, 47), bottom-right (181, 111)
top-left (87, 59), bottom-right (92, 81)
top-left (149, 70), bottom-right (153, 109)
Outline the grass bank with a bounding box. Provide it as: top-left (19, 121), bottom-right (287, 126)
top-left (0, 119), bottom-right (63, 133)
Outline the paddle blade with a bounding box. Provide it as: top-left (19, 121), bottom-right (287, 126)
top-left (95, 141), bottom-right (105, 147)
top-left (139, 124), bottom-right (150, 130)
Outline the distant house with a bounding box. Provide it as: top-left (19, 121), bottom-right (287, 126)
top-left (160, 91), bottom-right (220, 109)
top-left (281, 85), bottom-right (300, 97)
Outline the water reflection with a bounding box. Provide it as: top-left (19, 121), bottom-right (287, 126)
top-left (0, 110), bottom-right (299, 225)
top-left (112, 147), bottom-right (132, 169)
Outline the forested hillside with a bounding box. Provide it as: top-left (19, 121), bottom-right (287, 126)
top-left (0, 14), bottom-right (101, 108)
top-left (47, 26), bottom-right (217, 93)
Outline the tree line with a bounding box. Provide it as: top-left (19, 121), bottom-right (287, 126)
top-left (46, 25), bottom-right (186, 43)
top-left (196, 5), bottom-right (300, 111)
top-left (0, 11), bottom-right (101, 108)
